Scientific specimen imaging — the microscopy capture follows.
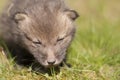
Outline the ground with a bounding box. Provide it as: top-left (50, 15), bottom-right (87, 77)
top-left (0, 0), bottom-right (120, 80)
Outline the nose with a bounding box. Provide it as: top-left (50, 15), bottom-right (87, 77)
top-left (47, 60), bottom-right (56, 65)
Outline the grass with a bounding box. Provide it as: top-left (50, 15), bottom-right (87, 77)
top-left (0, 0), bottom-right (120, 80)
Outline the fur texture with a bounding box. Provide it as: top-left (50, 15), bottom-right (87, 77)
top-left (0, 0), bottom-right (79, 68)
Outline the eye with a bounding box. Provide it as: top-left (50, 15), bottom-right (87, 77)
top-left (31, 38), bottom-right (42, 45)
top-left (57, 37), bottom-right (65, 42)
top-left (33, 41), bottom-right (42, 45)
top-left (25, 34), bottom-right (42, 46)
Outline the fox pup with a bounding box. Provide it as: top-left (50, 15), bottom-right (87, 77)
top-left (0, 0), bottom-right (79, 68)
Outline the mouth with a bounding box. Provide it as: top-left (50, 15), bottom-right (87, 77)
top-left (46, 64), bottom-right (57, 68)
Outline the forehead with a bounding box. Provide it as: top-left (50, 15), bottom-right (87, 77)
top-left (27, 11), bottom-right (73, 41)
top-left (23, 1), bottom-right (73, 42)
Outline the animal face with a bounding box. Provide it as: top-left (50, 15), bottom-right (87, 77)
top-left (14, 9), bottom-right (78, 67)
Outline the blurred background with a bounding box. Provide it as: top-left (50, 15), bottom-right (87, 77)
top-left (67, 0), bottom-right (120, 23)
top-left (67, 0), bottom-right (120, 37)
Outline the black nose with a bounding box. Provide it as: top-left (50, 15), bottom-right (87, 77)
top-left (47, 60), bottom-right (56, 65)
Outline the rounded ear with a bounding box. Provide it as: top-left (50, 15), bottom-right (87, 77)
top-left (14, 13), bottom-right (28, 23)
top-left (65, 10), bottom-right (79, 20)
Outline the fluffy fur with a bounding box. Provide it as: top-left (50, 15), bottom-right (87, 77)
top-left (0, 0), bottom-right (79, 68)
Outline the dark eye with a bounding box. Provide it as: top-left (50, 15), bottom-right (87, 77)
top-left (57, 37), bottom-right (65, 42)
top-left (33, 41), bottom-right (42, 45)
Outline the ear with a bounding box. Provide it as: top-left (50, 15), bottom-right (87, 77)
top-left (14, 13), bottom-right (28, 23)
top-left (14, 13), bottom-right (31, 31)
top-left (65, 10), bottom-right (79, 20)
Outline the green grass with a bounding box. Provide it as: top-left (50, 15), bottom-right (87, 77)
top-left (0, 0), bottom-right (120, 80)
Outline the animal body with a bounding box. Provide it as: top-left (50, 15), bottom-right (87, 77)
top-left (0, 0), bottom-right (79, 68)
